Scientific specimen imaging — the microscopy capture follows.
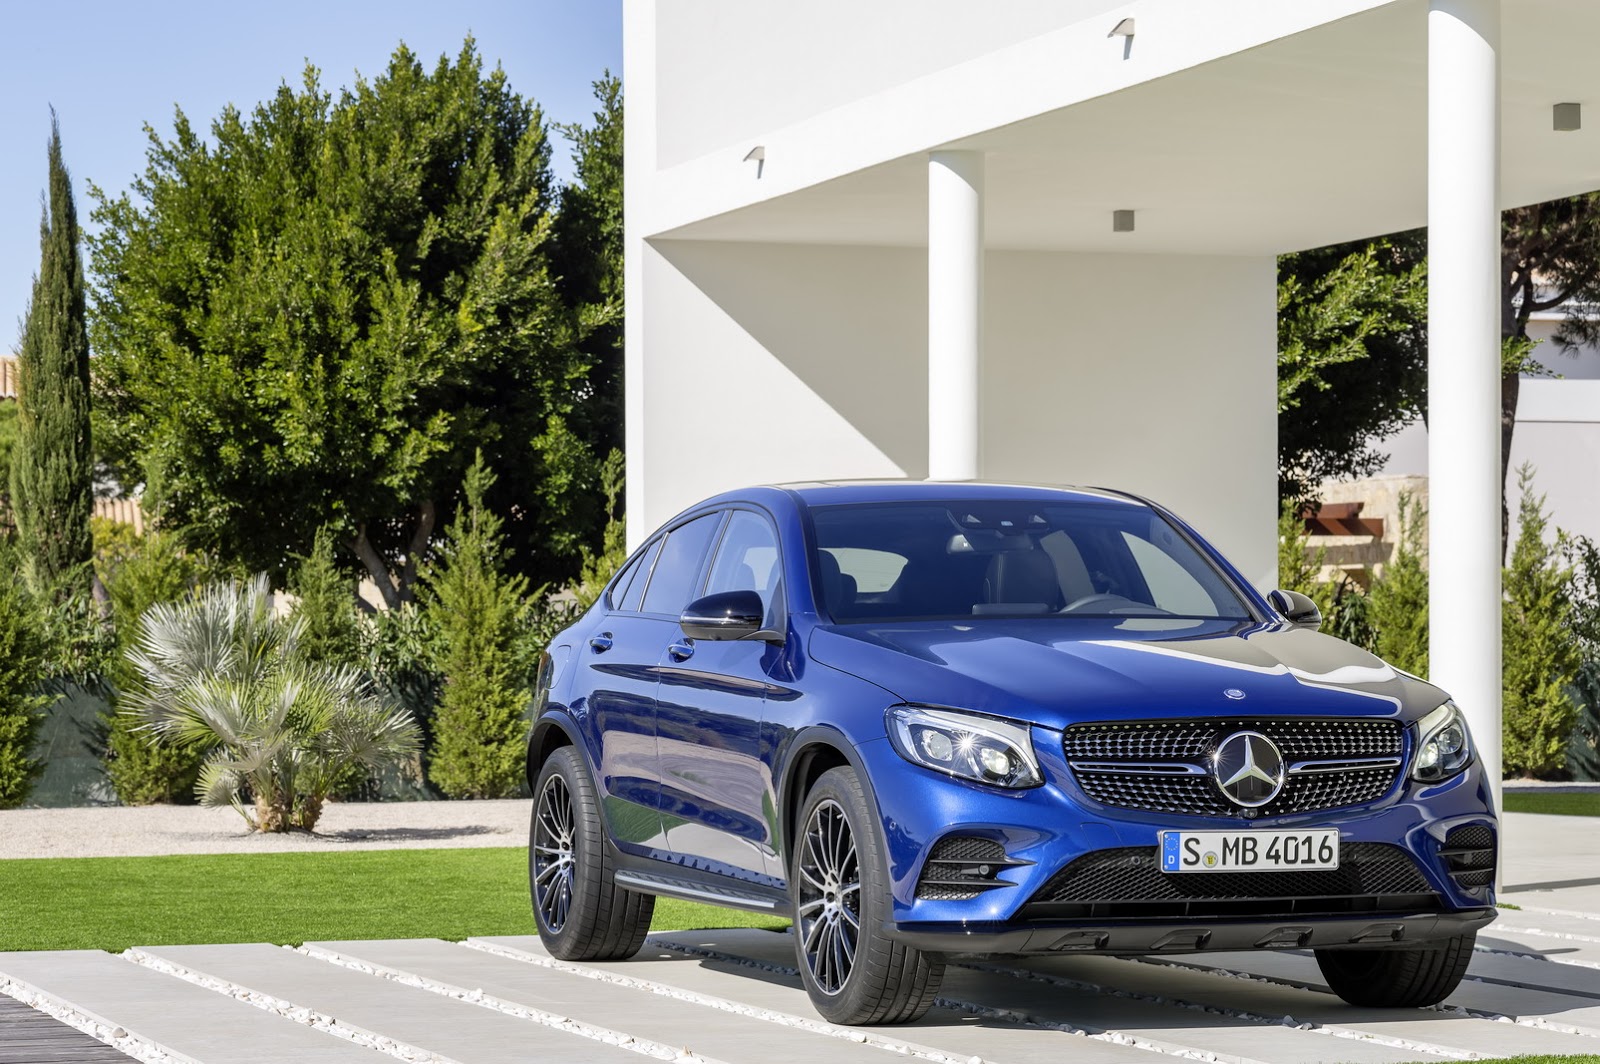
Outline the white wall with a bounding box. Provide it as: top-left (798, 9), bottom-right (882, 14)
top-left (983, 252), bottom-right (1279, 588)
top-left (634, 242), bottom-right (1279, 589)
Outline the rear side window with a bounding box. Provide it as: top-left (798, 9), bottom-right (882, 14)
top-left (641, 513), bottom-right (724, 616)
top-left (618, 539), bottom-right (663, 612)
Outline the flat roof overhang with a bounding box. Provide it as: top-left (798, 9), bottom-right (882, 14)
top-left (640, 0), bottom-right (1600, 256)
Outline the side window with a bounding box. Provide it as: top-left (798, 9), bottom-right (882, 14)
top-left (640, 513), bottom-right (724, 616)
top-left (704, 511), bottom-right (782, 614)
top-left (607, 544), bottom-right (649, 611)
top-left (618, 538), bottom-right (663, 612)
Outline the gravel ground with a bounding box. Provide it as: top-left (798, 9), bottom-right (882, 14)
top-left (0, 800), bottom-right (530, 860)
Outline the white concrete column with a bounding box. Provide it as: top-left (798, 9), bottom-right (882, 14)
top-left (928, 151), bottom-right (984, 481)
top-left (1428, 0), bottom-right (1502, 813)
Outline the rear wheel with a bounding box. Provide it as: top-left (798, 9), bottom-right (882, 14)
top-left (1315, 931), bottom-right (1475, 1008)
top-left (792, 766), bottom-right (944, 1024)
top-left (530, 746), bottom-right (655, 960)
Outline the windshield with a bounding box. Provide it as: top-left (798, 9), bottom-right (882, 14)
top-left (809, 500), bottom-right (1253, 623)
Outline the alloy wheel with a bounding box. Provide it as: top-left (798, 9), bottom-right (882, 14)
top-left (532, 772), bottom-right (577, 932)
top-left (797, 797), bottom-right (861, 995)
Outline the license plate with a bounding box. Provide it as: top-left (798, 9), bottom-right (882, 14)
top-left (1160, 829), bottom-right (1339, 873)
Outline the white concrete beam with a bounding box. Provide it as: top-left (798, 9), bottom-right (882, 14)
top-left (928, 151), bottom-right (985, 481)
top-left (1427, 0), bottom-right (1502, 812)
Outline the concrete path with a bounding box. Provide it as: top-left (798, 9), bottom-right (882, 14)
top-left (2, 812), bottom-right (1597, 1063)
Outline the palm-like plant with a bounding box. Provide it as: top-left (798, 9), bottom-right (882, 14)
top-left (125, 575), bottom-right (421, 831)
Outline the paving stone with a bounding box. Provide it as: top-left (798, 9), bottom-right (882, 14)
top-left (471, 933), bottom-right (1166, 1064)
top-left (0, 950), bottom-right (383, 1064)
top-left (309, 936), bottom-right (904, 1064)
top-left (1160, 949), bottom-right (1600, 1057)
top-left (650, 929), bottom-right (1441, 1064)
top-left (139, 943), bottom-right (653, 1064)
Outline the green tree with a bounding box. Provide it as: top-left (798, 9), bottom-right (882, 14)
top-left (422, 453), bottom-right (535, 799)
top-left (12, 113), bottom-right (93, 601)
top-left (1367, 494), bottom-right (1429, 676)
top-left (89, 41), bottom-right (606, 603)
top-left (1277, 234), bottom-right (1428, 505)
top-left (289, 527), bottom-right (364, 667)
top-left (0, 553), bottom-right (51, 808)
top-left (1501, 466), bottom-right (1580, 778)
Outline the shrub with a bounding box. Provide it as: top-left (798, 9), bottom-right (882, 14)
top-left (290, 527), bottom-right (364, 668)
top-left (97, 525), bottom-right (213, 804)
top-left (1367, 492), bottom-right (1429, 676)
top-left (125, 575), bottom-right (421, 831)
top-left (0, 561), bottom-right (51, 807)
top-left (1563, 534), bottom-right (1600, 781)
top-left (1501, 468), bottom-right (1580, 778)
top-left (422, 455), bottom-right (538, 799)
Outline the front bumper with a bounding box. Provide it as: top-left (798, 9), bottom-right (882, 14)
top-left (858, 733), bottom-right (1498, 951)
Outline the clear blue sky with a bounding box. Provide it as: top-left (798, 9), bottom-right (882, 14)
top-left (0, 0), bottom-right (622, 351)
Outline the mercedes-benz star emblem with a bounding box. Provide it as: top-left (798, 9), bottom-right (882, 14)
top-left (1212, 731), bottom-right (1285, 808)
top-left (1223, 688), bottom-right (1246, 701)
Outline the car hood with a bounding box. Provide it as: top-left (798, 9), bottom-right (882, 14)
top-left (808, 617), bottom-right (1446, 731)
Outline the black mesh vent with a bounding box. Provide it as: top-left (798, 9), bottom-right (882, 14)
top-left (1441, 823), bottom-right (1496, 890)
top-left (916, 836), bottom-right (1016, 901)
top-left (1063, 718), bottom-right (1404, 818)
top-left (1022, 843), bottom-right (1439, 920)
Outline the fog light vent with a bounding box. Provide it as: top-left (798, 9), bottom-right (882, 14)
top-left (1440, 823), bottom-right (1496, 890)
top-left (915, 836), bottom-right (1027, 900)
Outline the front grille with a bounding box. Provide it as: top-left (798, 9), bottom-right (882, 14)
top-left (1064, 718), bottom-right (1404, 818)
top-left (1022, 843), bottom-right (1439, 920)
top-left (915, 836), bottom-right (1024, 900)
top-left (1441, 823), bottom-right (1496, 890)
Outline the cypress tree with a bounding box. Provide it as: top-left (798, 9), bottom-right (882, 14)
top-left (11, 111), bottom-right (93, 601)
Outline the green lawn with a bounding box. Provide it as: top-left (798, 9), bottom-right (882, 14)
top-left (0, 847), bottom-right (787, 953)
top-left (1503, 791), bottom-right (1600, 817)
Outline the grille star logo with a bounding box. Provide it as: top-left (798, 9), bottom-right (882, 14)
top-left (1212, 731), bottom-right (1285, 808)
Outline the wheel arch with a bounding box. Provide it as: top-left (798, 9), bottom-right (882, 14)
top-left (778, 726), bottom-right (886, 870)
top-left (526, 712), bottom-right (581, 792)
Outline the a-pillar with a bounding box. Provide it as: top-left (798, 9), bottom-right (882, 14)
top-left (1428, 0), bottom-right (1502, 812)
top-left (928, 151), bottom-right (984, 481)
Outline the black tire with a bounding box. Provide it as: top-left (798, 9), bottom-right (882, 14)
top-left (1315, 931), bottom-right (1476, 1008)
top-left (791, 766), bottom-right (944, 1025)
top-left (530, 746), bottom-right (655, 960)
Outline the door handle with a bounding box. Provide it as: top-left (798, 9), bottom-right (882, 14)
top-left (589, 633), bottom-right (614, 653)
top-left (667, 641), bottom-right (695, 662)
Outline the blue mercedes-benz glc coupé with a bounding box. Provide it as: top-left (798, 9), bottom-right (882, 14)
top-left (526, 482), bottom-right (1496, 1024)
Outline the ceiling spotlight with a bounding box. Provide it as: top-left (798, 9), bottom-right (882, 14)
top-left (1113, 209), bottom-right (1136, 233)
top-left (1554, 103), bottom-right (1582, 132)
top-left (743, 145), bottom-right (766, 178)
top-left (1108, 18), bottom-right (1135, 37)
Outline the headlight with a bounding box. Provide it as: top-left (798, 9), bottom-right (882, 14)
top-left (886, 705), bottom-right (1042, 788)
top-left (1412, 701), bottom-right (1474, 782)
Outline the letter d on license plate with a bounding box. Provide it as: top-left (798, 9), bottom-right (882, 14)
top-left (1160, 829), bottom-right (1339, 872)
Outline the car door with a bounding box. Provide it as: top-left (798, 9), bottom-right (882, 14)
top-left (655, 508), bottom-right (788, 884)
top-left (580, 513), bottom-right (720, 857)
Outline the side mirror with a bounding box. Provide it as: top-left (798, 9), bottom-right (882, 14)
top-left (681, 590), bottom-right (766, 641)
top-left (1268, 589), bottom-right (1323, 631)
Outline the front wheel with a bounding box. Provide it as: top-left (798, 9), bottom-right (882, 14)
top-left (530, 746), bottom-right (655, 960)
top-left (792, 766), bottom-right (944, 1024)
top-left (1315, 932), bottom-right (1475, 1008)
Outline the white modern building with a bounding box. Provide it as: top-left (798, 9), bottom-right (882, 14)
top-left (624, 0), bottom-right (1600, 801)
